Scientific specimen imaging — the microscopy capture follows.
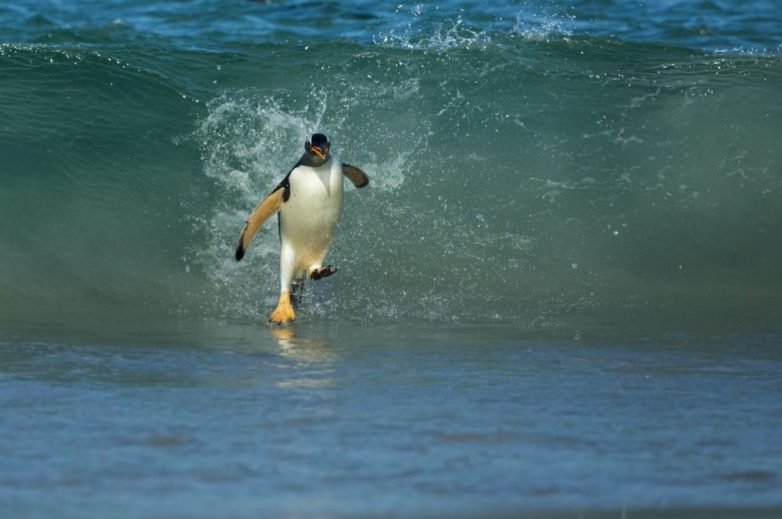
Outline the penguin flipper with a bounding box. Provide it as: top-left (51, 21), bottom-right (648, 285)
top-left (342, 164), bottom-right (369, 188)
top-left (235, 187), bottom-right (286, 261)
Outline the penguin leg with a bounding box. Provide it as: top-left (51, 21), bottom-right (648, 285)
top-left (308, 265), bottom-right (338, 280)
top-left (270, 243), bottom-right (297, 324)
top-left (291, 279), bottom-right (305, 309)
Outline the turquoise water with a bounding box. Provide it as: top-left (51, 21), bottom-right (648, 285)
top-left (1, 1), bottom-right (782, 517)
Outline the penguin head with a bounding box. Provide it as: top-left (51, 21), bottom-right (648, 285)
top-left (305, 133), bottom-right (330, 164)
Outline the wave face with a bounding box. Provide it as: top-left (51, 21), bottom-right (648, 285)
top-left (1, 1), bottom-right (781, 329)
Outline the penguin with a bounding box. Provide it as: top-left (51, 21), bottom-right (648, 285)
top-left (234, 133), bottom-right (369, 324)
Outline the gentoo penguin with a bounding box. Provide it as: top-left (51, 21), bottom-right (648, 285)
top-left (234, 133), bottom-right (369, 324)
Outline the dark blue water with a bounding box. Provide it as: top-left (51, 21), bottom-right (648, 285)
top-left (1, 1), bottom-right (781, 517)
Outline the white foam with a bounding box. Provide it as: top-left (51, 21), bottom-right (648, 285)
top-left (374, 13), bottom-right (493, 52)
top-left (373, 4), bottom-right (571, 51)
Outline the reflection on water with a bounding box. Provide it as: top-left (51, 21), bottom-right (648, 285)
top-left (269, 326), bottom-right (338, 388)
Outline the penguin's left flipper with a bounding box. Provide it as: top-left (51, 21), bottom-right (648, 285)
top-left (235, 186), bottom-right (287, 261)
top-left (309, 265), bottom-right (338, 280)
top-left (342, 164), bottom-right (369, 188)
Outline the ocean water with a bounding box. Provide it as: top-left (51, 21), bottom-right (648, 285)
top-left (1, 0), bottom-right (781, 517)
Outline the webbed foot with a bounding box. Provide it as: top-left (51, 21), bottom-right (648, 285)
top-left (309, 265), bottom-right (337, 280)
top-left (269, 291), bottom-right (295, 324)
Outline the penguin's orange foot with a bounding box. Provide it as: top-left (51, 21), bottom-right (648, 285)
top-left (309, 265), bottom-right (337, 280)
top-left (269, 302), bottom-right (295, 324)
top-left (269, 291), bottom-right (295, 324)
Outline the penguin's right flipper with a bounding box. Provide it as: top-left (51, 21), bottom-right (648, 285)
top-left (235, 186), bottom-right (287, 261)
top-left (342, 164), bottom-right (369, 188)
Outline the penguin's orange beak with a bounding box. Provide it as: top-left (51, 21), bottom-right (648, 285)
top-left (311, 146), bottom-right (326, 159)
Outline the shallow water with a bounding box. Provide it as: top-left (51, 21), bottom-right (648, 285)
top-left (1, 321), bottom-right (781, 518)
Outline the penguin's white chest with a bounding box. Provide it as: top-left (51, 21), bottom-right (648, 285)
top-left (279, 157), bottom-right (343, 256)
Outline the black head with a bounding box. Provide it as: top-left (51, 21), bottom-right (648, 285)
top-left (304, 133), bottom-right (331, 164)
